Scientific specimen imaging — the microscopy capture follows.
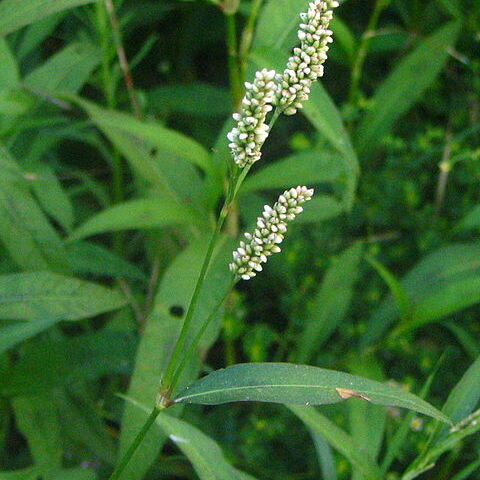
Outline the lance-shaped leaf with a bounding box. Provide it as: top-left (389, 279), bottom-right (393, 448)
top-left (174, 363), bottom-right (450, 423)
top-left (0, 272), bottom-right (126, 321)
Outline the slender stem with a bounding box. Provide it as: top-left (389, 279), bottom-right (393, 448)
top-left (348, 0), bottom-right (389, 105)
top-left (239, 0), bottom-right (265, 77)
top-left (108, 406), bottom-right (161, 480)
top-left (158, 201), bottom-right (231, 403)
top-left (225, 14), bottom-right (244, 108)
top-left (168, 278), bottom-right (236, 391)
top-left (159, 164), bottom-right (249, 404)
top-left (104, 0), bottom-right (143, 119)
top-left (97, 1), bottom-right (115, 109)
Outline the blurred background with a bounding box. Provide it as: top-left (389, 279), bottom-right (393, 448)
top-left (0, 0), bottom-right (479, 479)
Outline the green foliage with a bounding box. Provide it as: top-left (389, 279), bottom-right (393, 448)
top-left (0, 0), bottom-right (478, 479)
top-left (175, 363), bottom-right (449, 423)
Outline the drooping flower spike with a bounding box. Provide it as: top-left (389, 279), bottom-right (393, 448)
top-left (227, 69), bottom-right (278, 168)
top-left (229, 186), bottom-right (314, 280)
top-left (276, 0), bottom-right (339, 115)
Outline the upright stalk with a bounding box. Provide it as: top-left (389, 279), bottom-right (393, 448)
top-left (239, 0), bottom-right (265, 77)
top-left (108, 407), bottom-right (161, 480)
top-left (225, 14), bottom-right (244, 107)
top-left (97, 0), bottom-right (144, 253)
top-left (158, 169), bottom-right (245, 405)
top-left (104, 0), bottom-right (143, 119)
top-left (349, 0), bottom-right (389, 105)
top-left (168, 278), bottom-right (236, 392)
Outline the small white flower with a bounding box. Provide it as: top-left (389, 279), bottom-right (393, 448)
top-left (276, 0), bottom-right (338, 115)
top-left (228, 69), bottom-right (279, 168)
top-left (229, 186), bottom-right (314, 280)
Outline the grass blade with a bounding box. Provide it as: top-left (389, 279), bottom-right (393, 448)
top-left (289, 405), bottom-right (383, 480)
top-left (356, 22), bottom-right (460, 158)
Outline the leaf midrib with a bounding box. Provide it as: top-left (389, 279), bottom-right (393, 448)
top-left (176, 383), bottom-right (420, 409)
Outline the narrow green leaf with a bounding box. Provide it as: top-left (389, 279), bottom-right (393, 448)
top-left (444, 322), bottom-right (480, 360)
top-left (347, 357), bottom-right (386, 465)
top-left (0, 0), bottom-right (94, 36)
top-left (356, 22), bottom-right (460, 158)
top-left (67, 242), bottom-right (146, 281)
top-left (0, 272), bottom-right (126, 321)
top-left (0, 147), bottom-right (69, 272)
top-left (289, 405), bottom-right (383, 480)
top-left (175, 363), bottom-right (450, 423)
top-left (310, 431), bottom-right (337, 480)
top-left (24, 41), bottom-right (100, 94)
top-left (24, 162), bottom-right (74, 233)
top-left (365, 254), bottom-right (410, 319)
top-left (302, 91), bottom-right (358, 209)
top-left (395, 277), bottom-right (480, 336)
top-left (297, 243), bottom-right (363, 363)
top-left (241, 151), bottom-right (343, 194)
top-left (69, 198), bottom-right (202, 241)
top-left (450, 460), bottom-right (480, 480)
top-left (118, 236), bottom-right (235, 480)
top-left (124, 396), bottom-right (259, 480)
top-left (71, 96), bottom-right (213, 174)
top-left (363, 242), bottom-right (480, 347)
top-left (15, 14), bottom-right (63, 61)
top-left (302, 83), bottom-right (358, 175)
top-left (254, 0), bottom-right (307, 52)
top-left (0, 317), bottom-right (59, 355)
top-left (329, 16), bottom-right (357, 65)
top-left (442, 355), bottom-right (480, 427)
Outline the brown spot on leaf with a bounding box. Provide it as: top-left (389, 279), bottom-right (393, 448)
top-left (336, 388), bottom-right (372, 402)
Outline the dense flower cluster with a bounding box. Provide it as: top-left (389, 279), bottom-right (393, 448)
top-left (227, 69), bottom-right (278, 168)
top-left (276, 0), bottom-right (338, 115)
top-left (229, 186), bottom-right (314, 280)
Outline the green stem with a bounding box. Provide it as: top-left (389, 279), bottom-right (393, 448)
top-left (225, 14), bottom-right (243, 107)
top-left (97, 1), bottom-right (115, 109)
top-left (104, 0), bottom-right (143, 118)
top-left (239, 0), bottom-right (265, 77)
top-left (158, 198), bottom-right (232, 403)
top-left (348, 0), bottom-right (389, 105)
top-left (168, 277), bottom-right (236, 391)
top-left (108, 406), bottom-right (161, 480)
top-left (113, 82), bottom-right (282, 480)
top-left (96, 0), bottom-right (125, 253)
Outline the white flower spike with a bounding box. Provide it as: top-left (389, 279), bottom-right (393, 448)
top-left (276, 0), bottom-right (338, 115)
top-left (227, 69), bottom-right (279, 168)
top-left (229, 186), bottom-right (314, 280)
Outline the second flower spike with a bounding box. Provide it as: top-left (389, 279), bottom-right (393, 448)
top-left (227, 69), bottom-right (278, 168)
top-left (229, 186), bottom-right (314, 280)
top-left (277, 0), bottom-right (338, 115)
